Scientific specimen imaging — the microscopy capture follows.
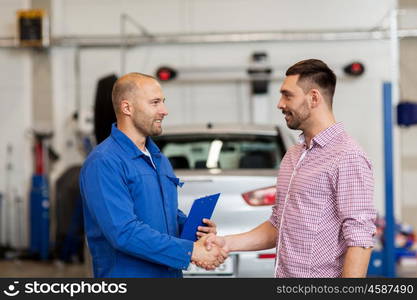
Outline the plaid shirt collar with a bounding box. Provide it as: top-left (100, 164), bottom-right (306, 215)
top-left (298, 122), bottom-right (344, 149)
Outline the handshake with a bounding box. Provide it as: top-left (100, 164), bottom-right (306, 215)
top-left (190, 220), bottom-right (229, 270)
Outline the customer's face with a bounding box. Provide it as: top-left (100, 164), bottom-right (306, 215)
top-left (131, 79), bottom-right (168, 137)
top-left (278, 75), bottom-right (311, 130)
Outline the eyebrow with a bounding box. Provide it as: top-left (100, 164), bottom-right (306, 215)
top-left (280, 89), bottom-right (292, 96)
top-left (149, 97), bottom-right (166, 102)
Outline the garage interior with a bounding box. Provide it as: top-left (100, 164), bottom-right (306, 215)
top-left (0, 0), bottom-right (417, 278)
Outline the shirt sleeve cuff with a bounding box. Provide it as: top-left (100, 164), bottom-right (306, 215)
top-left (343, 222), bottom-right (376, 248)
top-left (174, 238), bottom-right (194, 270)
top-left (268, 215), bottom-right (278, 229)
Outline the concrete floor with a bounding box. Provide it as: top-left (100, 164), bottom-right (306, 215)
top-left (0, 259), bottom-right (415, 278)
top-left (0, 260), bottom-right (91, 278)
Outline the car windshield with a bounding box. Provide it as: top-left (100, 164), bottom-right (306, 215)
top-left (154, 134), bottom-right (284, 170)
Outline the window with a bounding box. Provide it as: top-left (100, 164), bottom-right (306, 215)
top-left (155, 134), bottom-right (284, 170)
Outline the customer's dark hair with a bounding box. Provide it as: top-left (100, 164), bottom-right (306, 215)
top-left (286, 59), bottom-right (336, 107)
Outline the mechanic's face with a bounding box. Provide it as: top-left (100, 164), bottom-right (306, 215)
top-left (278, 75), bottom-right (311, 130)
top-left (131, 79), bottom-right (168, 137)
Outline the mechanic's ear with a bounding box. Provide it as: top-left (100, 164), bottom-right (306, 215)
top-left (120, 99), bottom-right (132, 116)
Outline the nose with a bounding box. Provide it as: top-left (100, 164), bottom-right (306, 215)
top-left (160, 102), bottom-right (168, 116)
top-left (277, 96), bottom-right (285, 110)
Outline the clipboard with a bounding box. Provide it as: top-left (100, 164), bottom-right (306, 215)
top-left (180, 193), bottom-right (220, 241)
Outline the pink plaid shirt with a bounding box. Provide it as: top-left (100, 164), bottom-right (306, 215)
top-left (269, 122), bottom-right (376, 277)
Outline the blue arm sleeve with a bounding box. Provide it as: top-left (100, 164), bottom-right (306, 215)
top-left (80, 156), bottom-right (193, 270)
top-left (177, 209), bottom-right (188, 233)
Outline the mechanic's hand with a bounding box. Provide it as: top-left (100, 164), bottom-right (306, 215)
top-left (196, 218), bottom-right (217, 239)
top-left (191, 234), bottom-right (228, 270)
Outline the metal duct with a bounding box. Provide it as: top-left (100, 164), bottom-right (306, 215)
top-left (1, 28), bottom-right (417, 48)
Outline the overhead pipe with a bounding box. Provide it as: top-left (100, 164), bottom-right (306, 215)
top-left (52, 30), bottom-right (392, 47)
top-left (2, 28), bottom-right (417, 49)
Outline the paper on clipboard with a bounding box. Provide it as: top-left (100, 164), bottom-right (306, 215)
top-left (180, 193), bottom-right (220, 241)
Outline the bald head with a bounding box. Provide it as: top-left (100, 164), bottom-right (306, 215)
top-left (111, 72), bottom-right (158, 115)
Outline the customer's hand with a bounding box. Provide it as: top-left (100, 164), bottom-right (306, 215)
top-left (204, 234), bottom-right (229, 253)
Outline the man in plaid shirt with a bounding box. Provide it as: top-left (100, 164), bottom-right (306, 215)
top-left (204, 59), bottom-right (377, 278)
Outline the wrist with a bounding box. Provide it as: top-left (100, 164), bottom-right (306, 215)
top-left (191, 241), bottom-right (202, 261)
top-left (224, 236), bottom-right (233, 252)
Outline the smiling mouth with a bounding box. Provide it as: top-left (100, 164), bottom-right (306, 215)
top-left (282, 111), bottom-right (292, 119)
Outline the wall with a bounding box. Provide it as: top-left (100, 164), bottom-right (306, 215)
top-left (1, 0), bottom-right (406, 248)
top-left (51, 0), bottom-right (396, 216)
top-left (399, 0), bottom-right (417, 230)
top-left (0, 0), bottom-right (31, 248)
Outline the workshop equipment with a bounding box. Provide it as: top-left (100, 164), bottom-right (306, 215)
top-left (0, 144), bottom-right (14, 256)
top-left (93, 74), bottom-right (117, 144)
top-left (54, 165), bottom-right (84, 263)
top-left (0, 192), bottom-right (5, 258)
top-left (29, 132), bottom-right (52, 260)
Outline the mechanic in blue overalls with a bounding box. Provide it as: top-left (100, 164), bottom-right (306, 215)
top-left (80, 72), bottom-right (227, 277)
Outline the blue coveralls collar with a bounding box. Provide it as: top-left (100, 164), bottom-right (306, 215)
top-left (110, 123), bottom-right (161, 159)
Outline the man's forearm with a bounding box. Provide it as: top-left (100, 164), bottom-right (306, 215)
top-left (225, 221), bottom-right (277, 252)
top-left (342, 246), bottom-right (372, 278)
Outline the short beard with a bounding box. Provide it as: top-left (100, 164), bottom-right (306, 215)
top-left (286, 101), bottom-right (310, 130)
top-left (151, 126), bottom-right (163, 136)
top-left (132, 119), bottom-right (153, 138)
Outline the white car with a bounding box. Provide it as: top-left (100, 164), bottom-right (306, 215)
top-left (154, 123), bottom-right (295, 277)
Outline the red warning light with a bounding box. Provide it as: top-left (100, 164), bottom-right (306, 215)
top-left (156, 66), bottom-right (177, 81)
top-left (344, 62), bottom-right (365, 76)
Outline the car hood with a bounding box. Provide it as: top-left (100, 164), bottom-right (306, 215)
top-left (174, 169), bottom-right (278, 177)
